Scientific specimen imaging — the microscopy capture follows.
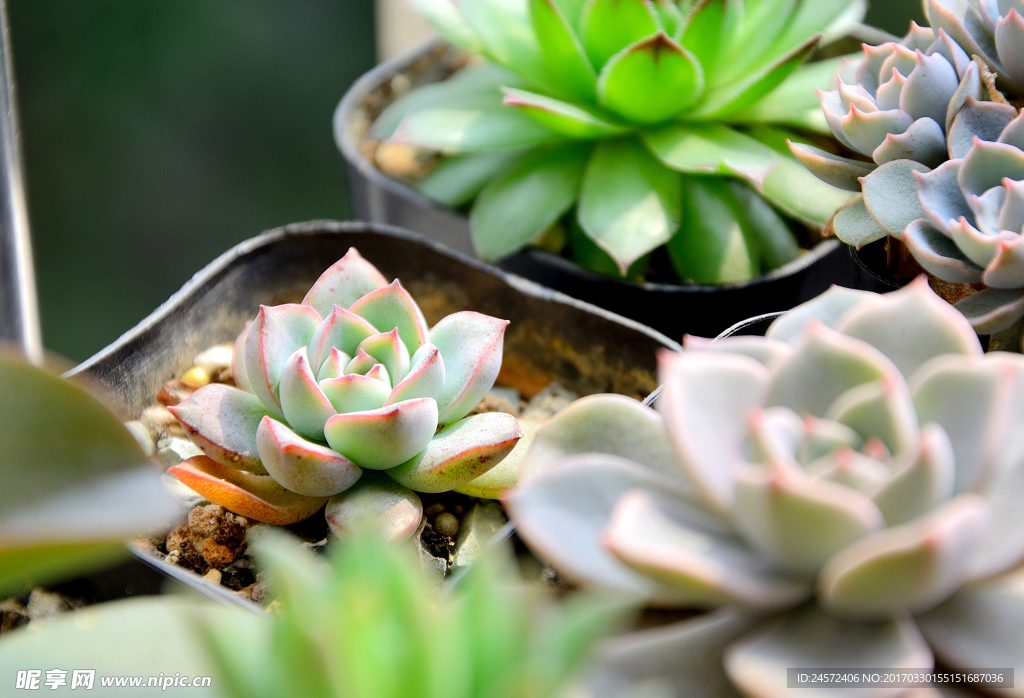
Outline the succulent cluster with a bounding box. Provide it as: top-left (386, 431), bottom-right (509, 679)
top-left (373, 0), bottom-right (861, 283)
top-left (167, 248), bottom-right (522, 532)
top-left (796, 14), bottom-right (1024, 332)
top-left (927, 0), bottom-right (1024, 92)
top-left (793, 22), bottom-right (980, 176)
top-left (508, 280), bottom-right (1024, 695)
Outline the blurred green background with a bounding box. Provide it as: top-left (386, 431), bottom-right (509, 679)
top-left (9, 0), bottom-right (920, 362)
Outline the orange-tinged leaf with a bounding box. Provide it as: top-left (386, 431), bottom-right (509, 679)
top-left (167, 456), bottom-right (327, 525)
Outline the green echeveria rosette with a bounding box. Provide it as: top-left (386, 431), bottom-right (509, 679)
top-left (507, 280), bottom-right (1024, 696)
top-left (166, 248), bottom-right (522, 536)
top-left (373, 0), bottom-right (863, 285)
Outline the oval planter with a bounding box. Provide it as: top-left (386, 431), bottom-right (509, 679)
top-left (335, 39), bottom-right (860, 341)
top-left (69, 220), bottom-right (681, 610)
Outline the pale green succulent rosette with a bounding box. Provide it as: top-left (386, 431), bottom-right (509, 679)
top-left (507, 280), bottom-right (1024, 696)
top-left (375, 0), bottom-right (862, 284)
top-left (167, 248), bottom-right (522, 534)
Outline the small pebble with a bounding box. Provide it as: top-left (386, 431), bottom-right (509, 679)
top-left (181, 366), bottom-right (211, 388)
top-left (156, 379), bottom-right (196, 407)
top-left (202, 569), bottom-right (223, 585)
top-left (26, 589), bottom-right (78, 622)
top-left (140, 405), bottom-right (178, 432)
top-left (424, 503), bottom-right (446, 517)
top-left (124, 420), bottom-right (156, 457)
top-left (389, 73), bottom-right (412, 98)
top-left (193, 345), bottom-right (233, 375)
top-left (156, 437), bottom-right (204, 466)
top-left (434, 512), bottom-right (460, 537)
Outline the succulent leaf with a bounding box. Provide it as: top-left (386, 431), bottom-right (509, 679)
top-left (255, 416), bottom-right (362, 497)
top-left (455, 417), bottom-right (545, 498)
top-left (301, 248), bottom-right (389, 317)
top-left (731, 463), bottom-right (885, 575)
top-left (324, 398), bottom-right (439, 471)
top-left (603, 488), bottom-right (812, 609)
top-left (244, 304), bottom-right (322, 418)
top-left (385, 343), bottom-right (446, 406)
top-left (428, 311), bottom-right (508, 424)
top-left (387, 411), bottom-right (522, 492)
top-left (684, 335), bottom-right (792, 371)
top-left (530, 0), bottom-right (597, 101)
top-left (169, 384), bottom-right (272, 474)
top-left (520, 393), bottom-right (694, 488)
top-left (788, 141), bottom-right (876, 192)
top-left (307, 306), bottom-right (377, 372)
top-left (416, 147), bottom-right (529, 207)
top-left (643, 123), bottom-right (775, 187)
top-left (411, 0), bottom-right (484, 52)
top-left (765, 324), bottom-right (898, 419)
top-left (916, 565), bottom-right (1024, 680)
top-left (658, 350), bottom-right (769, 513)
top-left (577, 137), bottom-right (683, 275)
top-left (671, 177), bottom-right (758, 283)
top-left (504, 454), bottom-right (714, 603)
top-left (470, 141), bottom-right (591, 262)
top-left (954, 285), bottom-right (1024, 332)
top-left (324, 471), bottom-right (423, 542)
top-left (832, 198), bottom-right (889, 248)
top-left (316, 347), bottom-right (350, 381)
top-left (825, 377), bottom-right (920, 461)
top-left (278, 347), bottom-right (337, 440)
top-left (348, 280), bottom-right (428, 354)
top-left (765, 284), bottom-right (884, 345)
top-left (355, 328), bottom-right (411, 385)
top-left (818, 494), bottom-right (991, 618)
top-left (902, 219), bottom-right (986, 283)
top-left (834, 277), bottom-right (983, 378)
top-left (724, 604), bottom-right (934, 698)
top-left (579, 0), bottom-right (660, 69)
top-left (502, 88), bottom-right (627, 138)
top-left (911, 353), bottom-right (1024, 493)
top-left (947, 96), bottom-right (1017, 158)
top-left (392, 91), bottom-right (561, 153)
top-left (596, 32), bottom-right (704, 124)
top-left (969, 444), bottom-right (1024, 578)
top-left (168, 456), bottom-right (328, 525)
top-left (860, 159), bottom-right (931, 237)
top-left (872, 422), bottom-right (956, 526)
top-left (231, 321), bottom-right (252, 393)
top-left (320, 373), bottom-right (392, 415)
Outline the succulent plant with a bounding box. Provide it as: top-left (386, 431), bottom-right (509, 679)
top-left (927, 0), bottom-right (1024, 93)
top-left (507, 280), bottom-right (1024, 696)
top-left (792, 21), bottom-right (983, 180)
top-left (371, 0), bottom-right (862, 284)
top-left (0, 524), bottom-right (630, 698)
top-left (166, 248), bottom-right (522, 530)
top-left (202, 527), bottom-right (631, 698)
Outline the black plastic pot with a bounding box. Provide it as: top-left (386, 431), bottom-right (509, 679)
top-left (846, 240), bottom-right (902, 293)
top-left (335, 39), bottom-right (860, 342)
top-left (69, 220), bottom-right (682, 609)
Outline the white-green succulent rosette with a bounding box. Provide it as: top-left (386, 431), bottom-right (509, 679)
top-left (507, 280), bottom-right (1024, 697)
top-left (372, 0), bottom-right (864, 284)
